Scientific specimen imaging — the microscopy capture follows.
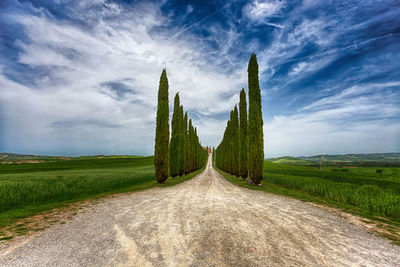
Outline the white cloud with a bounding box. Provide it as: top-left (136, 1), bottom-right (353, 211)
top-left (244, 0), bottom-right (284, 21)
top-left (264, 82), bottom-right (400, 157)
top-left (0, 1), bottom-right (245, 155)
top-left (302, 82), bottom-right (400, 111)
top-left (187, 5), bottom-right (194, 14)
top-left (288, 55), bottom-right (335, 77)
top-left (289, 62), bottom-right (307, 76)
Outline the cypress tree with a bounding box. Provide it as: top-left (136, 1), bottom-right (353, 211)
top-left (195, 128), bottom-right (199, 170)
top-left (228, 116), bottom-right (233, 174)
top-left (232, 106), bottom-right (240, 177)
top-left (178, 105), bottom-right (185, 176)
top-left (239, 88), bottom-right (248, 179)
top-left (192, 124), bottom-right (196, 171)
top-left (154, 69), bottom-right (169, 183)
top-left (212, 147), bottom-right (215, 164)
top-left (194, 128), bottom-right (198, 170)
top-left (188, 119), bottom-right (194, 172)
top-left (223, 120), bottom-right (230, 172)
top-left (184, 112), bottom-right (189, 174)
top-left (169, 93), bottom-right (180, 177)
top-left (248, 53), bottom-right (264, 185)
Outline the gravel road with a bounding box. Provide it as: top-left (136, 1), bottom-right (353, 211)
top-left (1, 155), bottom-right (400, 266)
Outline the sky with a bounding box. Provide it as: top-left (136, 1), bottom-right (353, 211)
top-left (0, 0), bottom-right (399, 157)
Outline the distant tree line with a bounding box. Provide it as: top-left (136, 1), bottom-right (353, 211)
top-left (215, 53), bottom-right (264, 185)
top-left (154, 69), bottom-right (208, 183)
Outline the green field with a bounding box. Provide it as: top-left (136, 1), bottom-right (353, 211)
top-left (218, 161), bottom-right (400, 221)
top-left (0, 156), bottom-right (202, 229)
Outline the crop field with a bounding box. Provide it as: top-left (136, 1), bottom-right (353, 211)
top-left (0, 156), bottom-right (202, 228)
top-left (220, 161), bottom-right (400, 221)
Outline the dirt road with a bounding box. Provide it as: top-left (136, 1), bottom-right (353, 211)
top-left (1, 155), bottom-right (400, 266)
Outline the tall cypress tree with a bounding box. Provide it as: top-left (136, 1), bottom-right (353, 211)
top-left (188, 119), bottom-right (194, 172)
top-left (154, 69), bottom-right (169, 183)
top-left (194, 127), bottom-right (198, 170)
top-left (228, 116), bottom-right (233, 174)
top-left (184, 112), bottom-right (189, 174)
top-left (178, 105), bottom-right (185, 176)
top-left (248, 53), bottom-right (264, 185)
top-left (239, 88), bottom-right (248, 179)
top-left (212, 147), bottom-right (215, 164)
top-left (232, 106), bottom-right (240, 177)
top-left (169, 93), bottom-right (180, 177)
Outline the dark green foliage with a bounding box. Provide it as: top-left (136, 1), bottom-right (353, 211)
top-left (232, 106), bottom-right (240, 176)
top-left (172, 104), bottom-right (207, 176)
top-left (247, 53), bottom-right (264, 184)
top-left (239, 88), bottom-right (248, 179)
top-left (376, 169), bottom-right (383, 174)
top-left (154, 69), bottom-right (169, 183)
top-left (183, 112), bottom-right (189, 174)
top-left (188, 120), bottom-right (195, 172)
top-left (195, 128), bottom-right (199, 170)
top-left (228, 115), bottom-right (233, 173)
top-left (178, 105), bottom-right (185, 176)
top-left (169, 93), bottom-right (180, 177)
top-left (215, 54), bottom-right (264, 182)
top-left (215, 108), bottom-right (239, 176)
top-left (212, 147), bottom-right (215, 164)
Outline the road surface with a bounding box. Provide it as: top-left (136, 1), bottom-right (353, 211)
top-left (1, 155), bottom-right (400, 266)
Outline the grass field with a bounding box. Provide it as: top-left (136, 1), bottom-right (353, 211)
top-left (0, 156), bottom-right (203, 230)
top-left (218, 161), bottom-right (400, 221)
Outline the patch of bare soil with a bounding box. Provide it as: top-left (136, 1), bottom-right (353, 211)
top-left (1, 155), bottom-right (399, 266)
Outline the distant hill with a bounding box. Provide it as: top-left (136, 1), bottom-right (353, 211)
top-left (267, 153), bottom-right (400, 166)
top-left (298, 153), bottom-right (400, 163)
top-left (267, 156), bottom-right (313, 164)
top-left (0, 153), bottom-right (49, 159)
top-left (0, 153), bottom-right (143, 164)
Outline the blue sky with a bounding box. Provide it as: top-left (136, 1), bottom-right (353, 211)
top-left (0, 0), bottom-right (399, 157)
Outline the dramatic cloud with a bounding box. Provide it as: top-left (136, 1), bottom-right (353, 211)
top-left (244, 0), bottom-right (284, 21)
top-left (0, 0), bottom-right (399, 157)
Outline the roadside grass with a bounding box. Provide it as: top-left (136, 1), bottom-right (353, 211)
top-left (0, 156), bottom-right (204, 240)
top-left (215, 161), bottom-right (400, 245)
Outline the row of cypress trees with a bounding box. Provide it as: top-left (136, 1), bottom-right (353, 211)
top-left (215, 106), bottom-right (240, 176)
top-left (154, 69), bottom-right (208, 183)
top-left (215, 53), bottom-right (264, 185)
top-left (169, 92), bottom-right (208, 177)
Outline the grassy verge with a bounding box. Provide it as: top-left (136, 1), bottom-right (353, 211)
top-left (214, 162), bottom-right (400, 245)
top-left (0, 156), bottom-right (205, 240)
